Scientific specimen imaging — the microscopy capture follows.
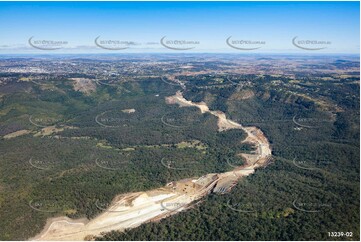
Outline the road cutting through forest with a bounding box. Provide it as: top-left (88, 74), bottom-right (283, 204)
top-left (31, 91), bottom-right (272, 241)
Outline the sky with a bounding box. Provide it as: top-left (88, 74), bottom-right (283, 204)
top-left (0, 1), bottom-right (359, 54)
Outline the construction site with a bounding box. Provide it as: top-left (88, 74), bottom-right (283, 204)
top-left (32, 92), bottom-right (272, 241)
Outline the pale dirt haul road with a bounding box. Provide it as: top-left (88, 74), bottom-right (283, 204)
top-left (31, 91), bottom-right (272, 241)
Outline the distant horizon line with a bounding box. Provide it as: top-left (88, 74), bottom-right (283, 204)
top-left (0, 52), bottom-right (359, 56)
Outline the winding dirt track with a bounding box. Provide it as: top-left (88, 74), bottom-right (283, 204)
top-left (31, 91), bottom-right (272, 241)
